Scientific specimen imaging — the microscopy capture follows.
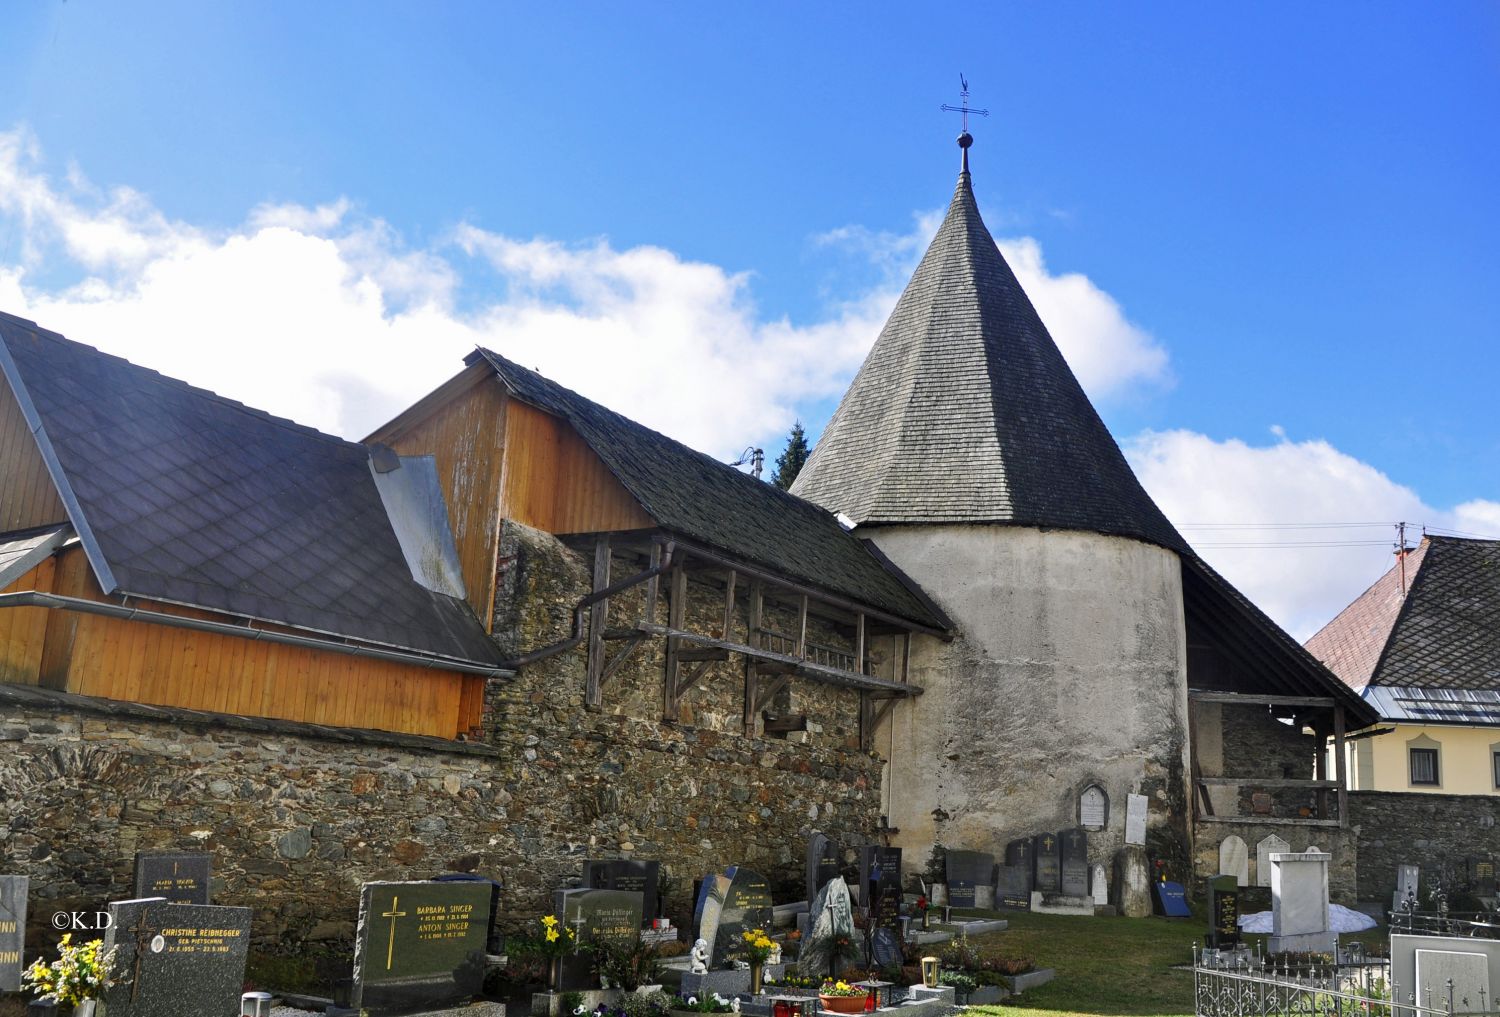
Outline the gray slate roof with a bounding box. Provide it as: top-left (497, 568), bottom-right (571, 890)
top-left (790, 162), bottom-right (1186, 553)
top-left (469, 348), bottom-right (949, 631)
top-left (1309, 536), bottom-right (1500, 694)
top-left (0, 312), bottom-right (501, 666)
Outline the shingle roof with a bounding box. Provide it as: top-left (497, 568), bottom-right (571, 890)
top-left (789, 159), bottom-right (1186, 554)
top-left (469, 348), bottom-right (949, 631)
top-left (1325, 536), bottom-right (1500, 693)
top-left (0, 312), bottom-right (501, 666)
top-left (1304, 542), bottom-right (1429, 690)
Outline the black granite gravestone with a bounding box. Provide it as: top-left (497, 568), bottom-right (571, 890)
top-left (1033, 833), bottom-right (1061, 895)
top-left (352, 881), bottom-right (492, 1015)
top-left (1005, 839), bottom-right (1035, 894)
top-left (1208, 875), bottom-right (1240, 949)
top-left (585, 858), bottom-right (660, 923)
top-left (863, 846), bottom-right (902, 967)
top-left (101, 897), bottom-right (252, 1017)
top-left (132, 852), bottom-right (212, 906)
top-left (993, 865), bottom-right (1031, 911)
top-left (1469, 857), bottom-right (1496, 897)
top-left (859, 846), bottom-right (901, 907)
top-left (1060, 828), bottom-right (1089, 898)
top-left (695, 866), bottom-right (774, 967)
top-left (945, 850), bottom-right (993, 908)
top-left (555, 887), bottom-right (645, 990)
top-left (0, 875), bottom-right (27, 992)
top-left (808, 834), bottom-right (842, 905)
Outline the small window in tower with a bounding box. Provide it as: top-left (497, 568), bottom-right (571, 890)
top-left (1409, 747), bottom-right (1439, 786)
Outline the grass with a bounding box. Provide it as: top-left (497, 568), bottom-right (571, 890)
top-left (961, 910), bottom-right (1202, 1017)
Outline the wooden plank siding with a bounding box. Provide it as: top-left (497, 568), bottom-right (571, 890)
top-left (498, 398), bottom-right (653, 535)
top-left (0, 372), bottom-right (68, 533)
top-left (0, 546), bottom-right (486, 738)
top-left (371, 367), bottom-right (510, 631)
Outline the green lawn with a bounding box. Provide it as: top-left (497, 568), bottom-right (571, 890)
top-left (961, 910), bottom-right (1203, 1017)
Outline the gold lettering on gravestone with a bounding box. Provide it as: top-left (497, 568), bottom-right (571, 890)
top-left (382, 897), bottom-right (408, 970)
top-left (157, 927), bottom-right (244, 955)
top-left (413, 903), bottom-right (476, 942)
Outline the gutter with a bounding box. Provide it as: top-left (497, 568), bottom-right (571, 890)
top-left (0, 591), bottom-right (516, 679)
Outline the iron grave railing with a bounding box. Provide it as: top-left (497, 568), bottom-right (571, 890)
top-left (1389, 910), bottom-right (1500, 940)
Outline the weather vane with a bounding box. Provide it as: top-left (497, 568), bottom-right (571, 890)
top-left (940, 73), bottom-right (989, 135)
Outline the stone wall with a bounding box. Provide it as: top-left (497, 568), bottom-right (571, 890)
top-left (0, 521), bottom-right (884, 956)
top-left (1349, 791), bottom-right (1500, 903)
top-left (1191, 819), bottom-right (1357, 905)
top-left (1195, 701), bottom-right (1326, 820)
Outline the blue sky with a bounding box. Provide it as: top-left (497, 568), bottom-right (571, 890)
top-left (2, 2), bottom-right (1497, 636)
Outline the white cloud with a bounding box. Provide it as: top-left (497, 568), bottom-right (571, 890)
top-left (1127, 428), bottom-right (1500, 639)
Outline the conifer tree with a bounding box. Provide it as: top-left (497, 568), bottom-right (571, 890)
top-left (772, 421), bottom-right (810, 490)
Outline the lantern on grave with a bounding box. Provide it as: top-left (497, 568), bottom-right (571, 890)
top-left (921, 956), bottom-right (940, 988)
top-left (241, 992), bottom-right (273, 1017)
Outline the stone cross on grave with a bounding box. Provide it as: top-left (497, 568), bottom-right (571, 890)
top-left (381, 896), bottom-right (407, 971)
top-left (127, 908), bottom-right (157, 1001)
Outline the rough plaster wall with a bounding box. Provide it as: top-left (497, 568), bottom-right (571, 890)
top-left (867, 525), bottom-right (1191, 878)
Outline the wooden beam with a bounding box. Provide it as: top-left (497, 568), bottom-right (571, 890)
top-left (722, 569), bottom-right (737, 642)
top-left (637, 622), bottom-right (923, 695)
top-left (742, 581), bottom-right (763, 737)
top-left (1313, 719), bottom-right (1329, 819)
top-left (661, 564), bottom-right (686, 722)
top-left (643, 541), bottom-right (662, 627)
top-left (795, 594), bottom-right (808, 658)
top-left (755, 675), bottom-right (790, 713)
top-left (600, 634), bottom-right (647, 683)
top-left (679, 647), bottom-right (730, 663)
top-left (762, 713), bottom-right (807, 733)
top-left (1187, 691), bottom-right (1336, 707)
top-left (1196, 816), bottom-right (1344, 828)
top-left (1334, 703), bottom-right (1349, 826)
top-left (1196, 777), bottom-right (1340, 788)
top-left (860, 691), bottom-right (875, 752)
top-left (854, 613), bottom-right (866, 676)
top-left (678, 659), bottom-right (713, 695)
top-left (584, 536), bottom-right (612, 709)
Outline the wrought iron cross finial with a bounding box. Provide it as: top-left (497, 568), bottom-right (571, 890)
top-left (940, 73), bottom-right (990, 135)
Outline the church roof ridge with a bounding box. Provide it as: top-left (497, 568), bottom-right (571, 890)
top-left (791, 152), bottom-right (1187, 554)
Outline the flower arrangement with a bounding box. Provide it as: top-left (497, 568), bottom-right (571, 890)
top-left (914, 895), bottom-right (929, 915)
top-left (22, 935), bottom-right (114, 1006)
top-left (531, 914), bottom-right (578, 960)
top-left (670, 992), bottom-right (736, 1013)
top-left (740, 928), bottom-right (776, 965)
top-left (819, 981), bottom-right (866, 998)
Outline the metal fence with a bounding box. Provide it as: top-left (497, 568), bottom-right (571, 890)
top-left (1193, 957), bottom-right (1460, 1017)
top-left (1389, 911), bottom-right (1500, 940)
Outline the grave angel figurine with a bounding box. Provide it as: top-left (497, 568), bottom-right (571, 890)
top-left (690, 938), bottom-right (710, 974)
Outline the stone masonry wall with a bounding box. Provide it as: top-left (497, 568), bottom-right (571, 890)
top-left (0, 521), bottom-right (884, 957)
top-left (1349, 791), bottom-right (1500, 903)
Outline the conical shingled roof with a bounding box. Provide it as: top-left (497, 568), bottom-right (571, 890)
top-left (791, 159), bottom-right (1187, 554)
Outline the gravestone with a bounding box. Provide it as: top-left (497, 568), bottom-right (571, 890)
top-left (857, 846), bottom-right (902, 967)
top-left (556, 887), bottom-right (645, 990)
top-left (1219, 836), bottom-right (1249, 887)
top-left (1469, 857), bottom-right (1496, 897)
top-left (585, 858), bottom-right (660, 923)
top-left (806, 834), bottom-right (841, 905)
top-left (1005, 839), bottom-right (1035, 894)
top-left (1114, 845), bottom-right (1152, 918)
top-left (859, 845), bottom-right (901, 908)
top-left (1091, 864), bottom-right (1109, 908)
top-left (0, 875), bottom-right (27, 992)
top-left (101, 897), bottom-right (252, 1017)
top-left (1125, 794), bottom-right (1148, 846)
top-left (1391, 934), bottom-right (1500, 1017)
top-left (1269, 851), bottom-right (1334, 954)
top-left (132, 851), bottom-right (212, 906)
top-left (995, 865), bottom-right (1031, 911)
top-left (1393, 864), bottom-right (1420, 913)
top-left (694, 865), bottom-right (773, 967)
top-left (1256, 834), bottom-right (1290, 888)
top-left (1033, 833), bottom-right (1061, 895)
top-left (944, 849), bottom-right (993, 909)
top-left (1208, 874), bottom-right (1240, 949)
top-left (802, 876), bottom-right (854, 977)
top-left (1154, 880), bottom-right (1191, 917)
top-left (352, 880), bottom-right (492, 1015)
top-left (1078, 784), bottom-right (1108, 831)
top-left (1060, 828), bottom-right (1089, 898)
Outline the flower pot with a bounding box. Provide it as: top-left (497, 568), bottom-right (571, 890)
top-left (819, 995), bottom-right (867, 1013)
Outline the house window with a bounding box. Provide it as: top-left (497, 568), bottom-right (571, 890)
top-left (1409, 747), bottom-right (1440, 786)
top-left (1493, 750), bottom-right (1500, 790)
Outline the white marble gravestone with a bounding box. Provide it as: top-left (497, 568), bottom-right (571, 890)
top-left (1080, 785), bottom-right (1108, 831)
top-left (1125, 794), bottom-right (1148, 846)
top-left (1219, 836), bottom-right (1249, 887)
top-left (1091, 864), bottom-right (1108, 907)
top-left (1270, 851), bottom-right (1334, 954)
top-left (1392, 935), bottom-right (1500, 1016)
top-left (1256, 834), bottom-right (1290, 888)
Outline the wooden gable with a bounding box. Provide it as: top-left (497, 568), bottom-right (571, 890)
top-left (0, 371), bottom-right (67, 533)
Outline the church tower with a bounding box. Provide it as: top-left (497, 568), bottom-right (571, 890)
top-left (792, 133), bottom-right (1193, 870)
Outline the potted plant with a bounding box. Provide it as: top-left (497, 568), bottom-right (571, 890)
top-left (668, 993), bottom-right (736, 1017)
top-left (22, 935), bottom-right (114, 1017)
top-left (592, 940), bottom-right (665, 993)
top-left (818, 980), bottom-right (869, 1014)
top-left (938, 970), bottom-right (977, 1005)
top-left (740, 928), bottom-right (776, 995)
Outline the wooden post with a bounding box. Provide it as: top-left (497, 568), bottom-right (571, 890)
top-left (743, 581), bottom-right (763, 736)
top-left (1334, 704), bottom-right (1348, 826)
top-left (722, 569), bottom-right (737, 641)
top-left (1313, 717), bottom-right (1329, 819)
top-left (644, 541), bottom-right (662, 627)
top-left (584, 535), bottom-right (611, 708)
top-left (662, 564), bottom-right (686, 722)
top-left (854, 613), bottom-right (866, 676)
top-left (795, 594), bottom-right (808, 659)
top-left (859, 691), bottom-right (874, 752)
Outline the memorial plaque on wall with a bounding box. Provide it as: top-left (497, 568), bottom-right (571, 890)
top-left (1078, 785), bottom-right (1108, 831)
top-left (1033, 833), bottom-right (1061, 895)
top-left (0, 875), bottom-right (28, 992)
top-left (132, 852), bottom-right (212, 906)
